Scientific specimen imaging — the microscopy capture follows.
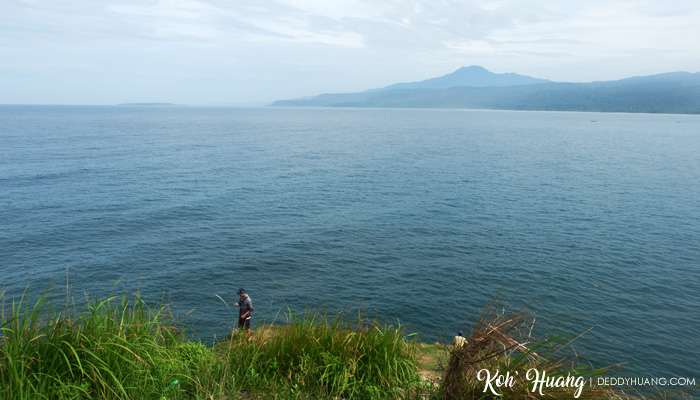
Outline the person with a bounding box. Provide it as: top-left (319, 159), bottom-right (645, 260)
top-left (234, 288), bottom-right (253, 338)
top-left (453, 329), bottom-right (467, 349)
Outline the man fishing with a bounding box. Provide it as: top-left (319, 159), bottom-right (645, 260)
top-left (234, 288), bottom-right (253, 338)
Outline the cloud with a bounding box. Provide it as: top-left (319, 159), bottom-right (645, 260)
top-left (274, 0), bottom-right (385, 20)
top-left (1, 0), bottom-right (699, 104)
top-left (107, 0), bottom-right (217, 20)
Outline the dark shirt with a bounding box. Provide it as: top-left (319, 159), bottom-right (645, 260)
top-left (239, 295), bottom-right (253, 318)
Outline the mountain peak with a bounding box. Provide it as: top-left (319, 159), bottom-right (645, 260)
top-left (455, 65), bottom-right (489, 73)
top-left (366, 66), bottom-right (550, 92)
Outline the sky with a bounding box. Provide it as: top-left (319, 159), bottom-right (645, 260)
top-left (1, 0), bottom-right (699, 105)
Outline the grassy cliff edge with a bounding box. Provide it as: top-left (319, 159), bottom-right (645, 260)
top-left (1, 284), bottom-right (694, 399)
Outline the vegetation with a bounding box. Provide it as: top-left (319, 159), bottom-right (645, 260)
top-left (0, 283), bottom-right (421, 399)
top-left (1, 283), bottom-right (696, 399)
top-left (211, 309), bottom-right (421, 399)
top-left (271, 72), bottom-right (700, 114)
top-left (441, 290), bottom-right (614, 400)
top-left (0, 285), bottom-right (188, 399)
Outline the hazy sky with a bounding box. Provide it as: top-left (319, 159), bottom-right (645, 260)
top-left (2, 0), bottom-right (699, 105)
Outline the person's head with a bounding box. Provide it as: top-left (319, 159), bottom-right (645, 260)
top-left (458, 330), bottom-right (463, 336)
top-left (237, 288), bottom-right (246, 296)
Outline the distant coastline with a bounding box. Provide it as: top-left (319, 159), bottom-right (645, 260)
top-left (271, 66), bottom-right (700, 114)
top-left (118, 102), bottom-right (183, 106)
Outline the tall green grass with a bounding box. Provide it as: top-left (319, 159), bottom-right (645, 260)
top-left (0, 283), bottom-right (422, 399)
top-left (213, 308), bottom-right (422, 399)
top-left (0, 285), bottom-right (198, 399)
top-left (4, 282), bottom-right (691, 399)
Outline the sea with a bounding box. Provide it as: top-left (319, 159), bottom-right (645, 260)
top-left (1, 105), bottom-right (699, 382)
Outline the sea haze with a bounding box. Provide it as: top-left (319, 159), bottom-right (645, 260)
top-left (1, 105), bottom-right (699, 380)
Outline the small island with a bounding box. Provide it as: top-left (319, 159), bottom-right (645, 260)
top-left (117, 102), bottom-right (181, 106)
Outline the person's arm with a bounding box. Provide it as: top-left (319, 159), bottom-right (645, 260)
top-left (240, 298), bottom-right (251, 318)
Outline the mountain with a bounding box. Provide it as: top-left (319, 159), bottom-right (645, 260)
top-left (271, 67), bottom-right (700, 114)
top-left (365, 65), bottom-right (550, 92)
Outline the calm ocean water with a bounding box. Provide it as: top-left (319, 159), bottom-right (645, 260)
top-left (1, 105), bottom-right (699, 380)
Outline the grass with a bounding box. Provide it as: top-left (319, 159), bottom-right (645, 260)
top-left (1, 282), bottom-right (696, 399)
top-left (416, 342), bottom-right (450, 384)
top-left (0, 284), bottom-right (189, 399)
top-left (211, 309), bottom-right (422, 399)
top-left (0, 282), bottom-right (422, 399)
